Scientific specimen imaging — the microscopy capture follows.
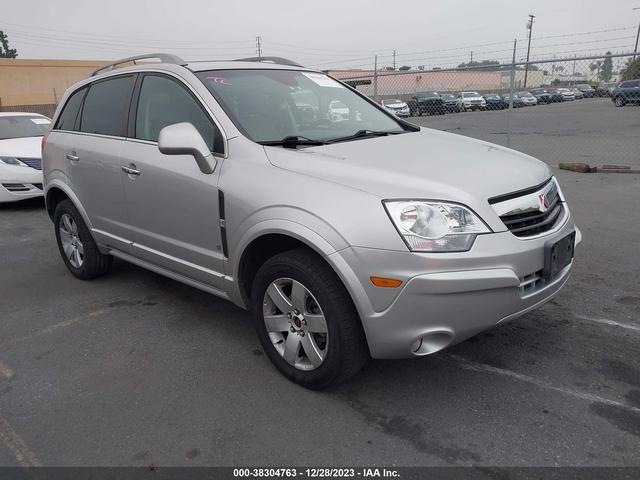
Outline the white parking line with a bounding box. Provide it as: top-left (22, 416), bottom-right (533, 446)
top-left (448, 355), bottom-right (640, 415)
top-left (0, 415), bottom-right (41, 467)
top-left (573, 313), bottom-right (640, 333)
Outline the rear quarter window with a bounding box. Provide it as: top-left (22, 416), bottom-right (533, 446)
top-left (54, 87), bottom-right (87, 131)
top-left (80, 75), bottom-right (136, 137)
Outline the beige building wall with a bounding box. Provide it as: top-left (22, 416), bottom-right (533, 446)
top-left (0, 59), bottom-right (108, 107)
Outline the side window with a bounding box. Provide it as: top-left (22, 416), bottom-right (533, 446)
top-left (54, 87), bottom-right (87, 131)
top-left (135, 75), bottom-right (223, 154)
top-left (80, 75), bottom-right (135, 137)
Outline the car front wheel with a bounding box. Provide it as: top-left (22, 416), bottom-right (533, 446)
top-left (614, 96), bottom-right (626, 107)
top-left (251, 249), bottom-right (369, 389)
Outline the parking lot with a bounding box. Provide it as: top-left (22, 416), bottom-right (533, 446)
top-left (412, 97), bottom-right (640, 168)
top-left (1, 98), bottom-right (639, 467)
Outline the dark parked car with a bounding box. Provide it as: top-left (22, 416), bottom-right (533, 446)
top-left (530, 88), bottom-right (553, 104)
top-left (483, 94), bottom-right (508, 110)
top-left (594, 83), bottom-right (617, 97)
top-left (502, 94), bottom-right (525, 108)
top-left (575, 84), bottom-right (595, 98)
top-left (407, 91), bottom-right (446, 116)
top-left (611, 79), bottom-right (640, 107)
top-left (546, 88), bottom-right (567, 102)
top-left (441, 93), bottom-right (465, 112)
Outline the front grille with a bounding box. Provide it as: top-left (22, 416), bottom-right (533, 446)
top-left (2, 183), bottom-right (30, 192)
top-left (500, 199), bottom-right (563, 237)
top-left (18, 158), bottom-right (42, 170)
top-left (491, 178), bottom-right (566, 238)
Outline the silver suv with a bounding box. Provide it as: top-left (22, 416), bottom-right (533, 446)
top-left (43, 54), bottom-right (581, 389)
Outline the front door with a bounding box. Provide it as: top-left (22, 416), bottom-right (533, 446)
top-left (119, 73), bottom-right (227, 289)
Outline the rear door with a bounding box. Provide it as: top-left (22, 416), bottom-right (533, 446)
top-left (119, 72), bottom-right (227, 289)
top-left (66, 74), bottom-right (137, 251)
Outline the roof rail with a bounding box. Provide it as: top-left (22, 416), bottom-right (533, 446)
top-left (91, 53), bottom-right (186, 77)
top-left (234, 56), bottom-right (303, 67)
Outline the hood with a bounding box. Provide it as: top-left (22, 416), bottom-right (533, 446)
top-left (0, 136), bottom-right (43, 158)
top-left (265, 128), bottom-right (550, 206)
top-left (385, 103), bottom-right (407, 108)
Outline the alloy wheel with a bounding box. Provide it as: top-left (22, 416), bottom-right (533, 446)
top-left (59, 213), bottom-right (84, 268)
top-left (262, 277), bottom-right (328, 371)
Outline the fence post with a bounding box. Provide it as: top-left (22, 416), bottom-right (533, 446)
top-left (507, 39), bottom-right (517, 149)
top-left (373, 55), bottom-right (378, 102)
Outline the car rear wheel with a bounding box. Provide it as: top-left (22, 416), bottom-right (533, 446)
top-left (251, 249), bottom-right (369, 389)
top-left (54, 199), bottom-right (112, 279)
top-left (614, 96), bottom-right (626, 107)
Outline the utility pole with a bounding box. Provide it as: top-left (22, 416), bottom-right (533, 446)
top-left (633, 8), bottom-right (640, 61)
top-left (392, 49), bottom-right (397, 70)
top-left (523, 14), bottom-right (535, 89)
top-left (507, 39), bottom-right (517, 149)
top-left (256, 35), bottom-right (262, 61)
top-left (470, 51), bottom-right (474, 63)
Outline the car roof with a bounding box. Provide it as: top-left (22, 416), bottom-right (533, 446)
top-left (0, 112), bottom-right (47, 118)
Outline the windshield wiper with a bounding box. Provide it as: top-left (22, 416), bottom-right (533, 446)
top-left (325, 129), bottom-right (404, 144)
top-left (259, 136), bottom-right (326, 149)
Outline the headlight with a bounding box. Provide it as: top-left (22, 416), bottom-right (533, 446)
top-left (383, 200), bottom-right (490, 252)
top-left (0, 156), bottom-right (27, 167)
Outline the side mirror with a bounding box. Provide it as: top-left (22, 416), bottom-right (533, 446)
top-left (158, 122), bottom-right (216, 174)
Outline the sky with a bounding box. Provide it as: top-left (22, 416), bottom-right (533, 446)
top-left (2, 0), bottom-right (639, 69)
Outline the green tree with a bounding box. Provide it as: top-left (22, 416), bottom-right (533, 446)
top-left (621, 57), bottom-right (640, 80)
top-left (599, 52), bottom-right (612, 81)
top-left (0, 31), bottom-right (18, 58)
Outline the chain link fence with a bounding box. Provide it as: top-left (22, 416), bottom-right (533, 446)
top-left (332, 53), bottom-right (640, 168)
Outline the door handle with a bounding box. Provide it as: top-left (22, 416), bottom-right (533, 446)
top-left (66, 153), bottom-right (79, 162)
top-left (121, 165), bottom-right (140, 176)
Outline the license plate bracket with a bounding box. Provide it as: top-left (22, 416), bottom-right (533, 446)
top-left (543, 231), bottom-right (575, 279)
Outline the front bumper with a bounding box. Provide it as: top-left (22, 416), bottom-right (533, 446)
top-left (332, 213), bottom-right (580, 359)
top-left (0, 166), bottom-right (44, 203)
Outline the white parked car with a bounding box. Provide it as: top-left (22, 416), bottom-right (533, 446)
top-left (555, 88), bottom-right (576, 101)
top-left (0, 112), bottom-right (51, 203)
top-left (380, 98), bottom-right (410, 117)
top-left (460, 92), bottom-right (486, 111)
top-left (516, 92), bottom-right (538, 106)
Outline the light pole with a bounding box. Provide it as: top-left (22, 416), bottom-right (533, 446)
top-left (524, 14), bottom-right (535, 89)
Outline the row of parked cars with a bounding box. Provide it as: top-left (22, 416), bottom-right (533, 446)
top-left (378, 82), bottom-right (636, 116)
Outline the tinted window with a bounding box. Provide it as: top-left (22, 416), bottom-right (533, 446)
top-left (80, 75), bottom-right (135, 136)
top-left (54, 87), bottom-right (86, 131)
top-left (135, 75), bottom-right (223, 154)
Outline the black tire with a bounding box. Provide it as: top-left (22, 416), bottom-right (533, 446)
top-left (54, 199), bottom-right (112, 280)
top-left (251, 249), bottom-right (369, 389)
top-left (614, 96), bottom-right (626, 107)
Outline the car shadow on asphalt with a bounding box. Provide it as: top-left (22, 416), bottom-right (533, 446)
top-left (0, 197), bottom-right (46, 212)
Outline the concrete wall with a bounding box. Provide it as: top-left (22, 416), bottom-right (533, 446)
top-left (330, 69), bottom-right (507, 97)
top-left (0, 59), bottom-right (108, 107)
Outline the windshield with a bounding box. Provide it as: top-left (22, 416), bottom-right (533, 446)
top-left (417, 91), bottom-right (439, 98)
top-left (462, 92), bottom-right (479, 98)
top-left (0, 115), bottom-right (50, 140)
top-left (196, 69), bottom-right (406, 144)
top-left (485, 95), bottom-right (500, 99)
